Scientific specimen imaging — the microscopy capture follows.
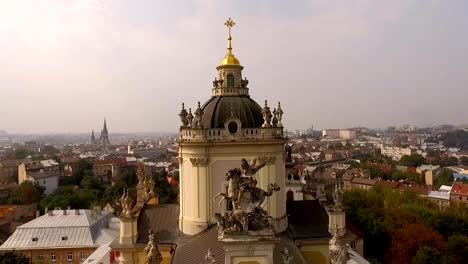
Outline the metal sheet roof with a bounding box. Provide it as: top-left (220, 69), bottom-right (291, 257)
top-left (0, 210), bottom-right (118, 250)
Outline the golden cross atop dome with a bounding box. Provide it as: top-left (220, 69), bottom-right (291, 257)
top-left (225, 17), bottom-right (235, 35)
top-left (225, 18), bottom-right (235, 54)
top-left (219, 18), bottom-right (241, 67)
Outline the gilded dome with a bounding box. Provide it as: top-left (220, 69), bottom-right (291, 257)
top-left (220, 53), bottom-right (241, 66)
top-left (201, 96), bottom-right (264, 129)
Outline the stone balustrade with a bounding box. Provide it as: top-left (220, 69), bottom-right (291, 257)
top-left (178, 127), bottom-right (284, 142)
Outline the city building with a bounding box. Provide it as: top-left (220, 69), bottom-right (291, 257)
top-left (18, 160), bottom-right (60, 194)
top-left (450, 183), bottom-right (468, 205)
top-left (0, 208), bottom-right (119, 264)
top-left (428, 190), bottom-right (450, 208)
top-left (0, 159), bottom-right (27, 184)
top-left (322, 128), bottom-right (356, 140)
top-left (350, 177), bottom-right (377, 190)
top-left (380, 146), bottom-right (412, 161)
top-left (416, 165), bottom-right (441, 186)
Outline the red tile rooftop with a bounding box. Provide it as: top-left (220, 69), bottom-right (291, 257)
top-left (451, 183), bottom-right (468, 195)
top-left (375, 180), bottom-right (399, 188)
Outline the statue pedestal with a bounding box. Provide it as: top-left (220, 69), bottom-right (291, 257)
top-left (219, 228), bottom-right (279, 264)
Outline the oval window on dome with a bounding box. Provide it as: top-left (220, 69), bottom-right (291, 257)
top-left (227, 73), bottom-right (234, 89)
top-left (228, 121), bottom-right (238, 134)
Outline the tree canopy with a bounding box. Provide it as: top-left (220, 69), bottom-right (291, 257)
top-left (0, 251), bottom-right (31, 264)
top-left (344, 186), bottom-right (468, 263)
top-left (399, 153), bottom-right (426, 167)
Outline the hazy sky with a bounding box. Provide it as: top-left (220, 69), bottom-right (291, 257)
top-left (1, 0), bottom-right (467, 133)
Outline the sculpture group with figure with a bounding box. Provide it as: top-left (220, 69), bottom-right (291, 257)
top-left (214, 158), bottom-right (280, 233)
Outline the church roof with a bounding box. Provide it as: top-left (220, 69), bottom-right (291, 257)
top-left (172, 226), bottom-right (308, 264)
top-left (136, 204), bottom-right (182, 244)
top-left (136, 204), bottom-right (308, 264)
top-left (286, 200), bottom-right (331, 239)
top-left (201, 95), bottom-right (264, 129)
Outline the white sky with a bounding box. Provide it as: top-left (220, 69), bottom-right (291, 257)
top-left (0, 0), bottom-right (467, 133)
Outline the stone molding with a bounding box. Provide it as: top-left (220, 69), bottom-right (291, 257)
top-left (190, 157), bottom-right (208, 167)
top-left (257, 156), bottom-right (276, 165)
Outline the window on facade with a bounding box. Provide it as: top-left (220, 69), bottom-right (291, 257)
top-left (351, 241), bottom-right (356, 249)
top-left (37, 253), bottom-right (43, 262)
top-left (80, 251), bottom-right (87, 261)
top-left (67, 252), bottom-right (73, 261)
top-left (51, 252), bottom-right (56, 262)
top-left (227, 73), bottom-right (234, 89)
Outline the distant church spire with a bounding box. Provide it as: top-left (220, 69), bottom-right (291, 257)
top-left (91, 130), bottom-right (96, 144)
top-left (99, 118), bottom-right (110, 146)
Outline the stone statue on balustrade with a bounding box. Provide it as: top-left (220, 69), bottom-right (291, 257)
top-left (117, 165), bottom-right (156, 218)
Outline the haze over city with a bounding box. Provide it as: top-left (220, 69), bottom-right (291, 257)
top-left (1, 0), bottom-right (467, 133)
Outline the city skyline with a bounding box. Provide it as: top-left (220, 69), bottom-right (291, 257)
top-left (1, 0), bottom-right (468, 133)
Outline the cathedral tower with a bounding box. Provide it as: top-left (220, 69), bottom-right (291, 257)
top-left (178, 18), bottom-right (287, 235)
top-left (99, 118), bottom-right (110, 146)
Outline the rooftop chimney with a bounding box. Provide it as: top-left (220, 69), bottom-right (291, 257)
top-left (63, 209), bottom-right (67, 215)
top-left (75, 209), bottom-right (80, 215)
top-left (36, 210), bottom-right (40, 218)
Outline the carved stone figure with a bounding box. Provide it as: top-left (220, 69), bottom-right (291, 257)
top-left (285, 144), bottom-right (292, 162)
top-left (272, 108), bottom-right (278, 127)
top-left (214, 168), bottom-right (242, 209)
top-left (276, 102), bottom-right (284, 127)
top-left (329, 227), bottom-right (349, 264)
top-left (240, 77), bottom-right (249, 88)
top-left (213, 77), bottom-right (219, 88)
top-left (240, 158), bottom-right (265, 177)
top-left (229, 202), bottom-right (249, 231)
top-left (332, 181), bottom-right (344, 210)
top-left (281, 248), bottom-right (294, 264)
top-left (261, 100), bottom-right (272, 127)
top-left (179, 103), bottom-right (188, 128)
top-left (118, 165), bottom-right (155, 218)
top-left (187, 108), bottom-right (194, 128)
top-left (144, 229), bottom-right (162, 264)
top-left (194, 102), bottom-right (204, 128)
top-left (214, 159), bottom-right (280, 234)
top-left (248, 183), bottom-right (280, 207)
top-left (205, 248), bottom-right (215, 263)
top-left (121, 189), bottom-right (134, 217)
top-left (214, 213), bottom-right (229, 232)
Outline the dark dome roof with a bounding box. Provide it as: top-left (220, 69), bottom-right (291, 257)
top-left (201, 96), bottom-right (264, 129)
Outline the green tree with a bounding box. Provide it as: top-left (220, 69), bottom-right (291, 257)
top-left (0, 251), bottom-right (31, 264)
top-left (434, 168), bottom-right (454, 189)
top-left (13, 148), bottom-right (32, 159)
top-left (9, 181), bottom-right (45, 205)
top-left (412, 246), bottom-right (452, 264)
top-left (447, 234), bottom-right (468, 264)
top-left (400, 153), bottom-right (426, 167)
top-left (68, 159), bottom-right (94, 185)
top-left (460, 156), bottom-right (468, 166)
top-left (445, 156), bottom-right (459, 167)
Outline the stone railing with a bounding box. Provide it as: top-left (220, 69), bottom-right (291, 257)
top-left (178, 127), bottom-right (284, 142)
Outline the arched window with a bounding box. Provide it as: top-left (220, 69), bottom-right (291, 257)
top-left (227, 73), bottom-right (234, 89)
top-left (287, 190), bottom-right (294, 201)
